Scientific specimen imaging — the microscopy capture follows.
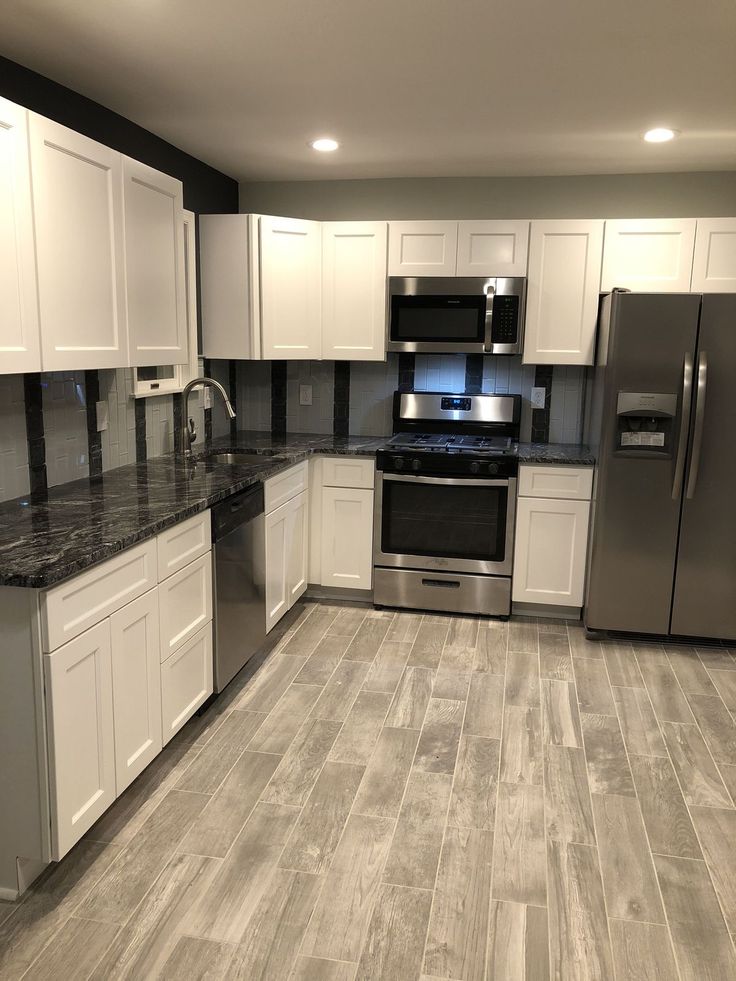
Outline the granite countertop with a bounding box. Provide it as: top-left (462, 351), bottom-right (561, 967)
top-left (0, 430), bottom-right (594, 589)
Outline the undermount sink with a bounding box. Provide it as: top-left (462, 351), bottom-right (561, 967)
top-left (205, 452), bottom-right (282, 467)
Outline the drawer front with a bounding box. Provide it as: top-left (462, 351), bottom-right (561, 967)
top-left (41, 539), bottom-right (157, 653)
top-left (321, 456), bottom-right (375, 489)
top-left (157, 510), bottom-right (211, 582)
top-left (159, 553), bottom-right (213, 661)
top-left (161, 623), bottom-right (213, 745)
top-left (518, 464), bottom-right (593, 501)
top-left (264, 461), bottom-right (308, 514)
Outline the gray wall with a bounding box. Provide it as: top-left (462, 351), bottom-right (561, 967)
top-left (240, 171), bottom-right (736, 221)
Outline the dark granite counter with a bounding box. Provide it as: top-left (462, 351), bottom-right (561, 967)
top-left (518, 442), bottom-right (595, 465)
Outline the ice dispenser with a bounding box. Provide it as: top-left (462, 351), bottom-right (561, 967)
top-left (615, 392), bottom-right (677, 456)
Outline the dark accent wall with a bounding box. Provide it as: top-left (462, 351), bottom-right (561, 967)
top-left (0, 56), bottom-right (238, 214)
top-left (333, 363), bottom-right (350, 437)
top-left (531, 365), bottom-right (554, 442)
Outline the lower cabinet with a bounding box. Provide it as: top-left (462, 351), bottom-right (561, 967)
top-left (265, 489), bottom-right (308, 632)
top-left (161, 624), bottom-right (212, 745)
top-left (321, 485), bottom-right (374, 589)
top-left (512, 496), bottom-right (590, 607)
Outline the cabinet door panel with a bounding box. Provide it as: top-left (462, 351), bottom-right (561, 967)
top-left (44, 621), bottom-right (116, 859)
top-left (29, 114), bottom-right (127, 370)
top-left (158, 553), bottom-right (213, 661)
top-left (322, 221), bottom-right (387, 361)
top-left (601, 218), bottom-right (696, 292)
top-left (388, 221), bottom-right (458, 276)
top-left (512, 497), bottom-right (590, 607)
top-left (123, 157), bottom-right (187, 366)
top-left (0, 97), bottom-right (41, 374)
top-left (260, 216), bottom-right (321, 358)
top-left (287, 490), bottom-right (309, 605)
top-left (320, 486), bottom-right (373, 590)
top-left (456, 220), bottom-right (529, 277)
top-left (264, 500), bottom-right (289, 631)
top-left (161, 624), bottom-right (212, 745)
top-left (110, 589), bottom-right (162, 793)
top-left (524, 220), bottom-right (603, 366)
top-left (691, 218), bottom-right (736, 293)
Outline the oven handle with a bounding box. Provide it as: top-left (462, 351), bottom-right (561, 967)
top-left (381, 472), bottom-right (512, 488)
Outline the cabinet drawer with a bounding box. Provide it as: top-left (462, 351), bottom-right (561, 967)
top-left (159, 553), bottom-right (213, 661)
top-left (321, 456), bottom-right (375, 489)
top-left (518, 465), bottom-right (593, 501)
top-left (157, 510), bottom-right (211, 581)
top-left (264, 461), bottom-right (308, 514)
top-left (41, 539), bottom-right (157, 653)
top-left (161, 623), bottom-right (213, 745)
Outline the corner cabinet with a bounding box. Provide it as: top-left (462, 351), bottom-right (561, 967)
top-left (523, 220), bottom-right (604, 366)
top-left (29, 114), bottom-right (128, 371)
top-left (264, 463), bottom-right (309, 631)
top-left (0, 98), bottom-right (41, 374)
top-left (601, 218), bottom-right (696, 292)
top-left (260, 216), bottom-right (322, 359)
top-left (691, 218), bottom-right (736, 292)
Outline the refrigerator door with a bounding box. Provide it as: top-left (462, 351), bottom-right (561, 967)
top-left (671, 294), bottom-right (736, 639)
top-left (585, 292), bottom-right (701, 633)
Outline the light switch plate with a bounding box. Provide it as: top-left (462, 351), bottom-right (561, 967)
top-left (300, 385), bottom-right (313, 406)
top-left (95, 401), bottom-right (108, 432)
top-left (531, 387), bottom-right (546, 409)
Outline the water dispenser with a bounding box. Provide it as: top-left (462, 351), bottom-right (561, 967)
top-left (615, 392), bottom-right (677, 457)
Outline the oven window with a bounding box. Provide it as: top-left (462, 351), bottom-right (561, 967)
top-left (382, 480), bottom-right (507, 561)
top-left (390, 295), bottom-right (486, 343)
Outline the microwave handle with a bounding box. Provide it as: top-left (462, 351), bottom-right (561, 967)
top-left (483, 283), bottom-right (496, 353)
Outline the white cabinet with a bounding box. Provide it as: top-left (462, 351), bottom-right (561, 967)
top-left (110, 589), bottom-right (162, 794)
top-left (286, 490), bottom-right (309, 606)
top-left (513, 465), bottom-right (593, 609)
top-left (0, 97), bottom-right (41, 375)
top-left (388, 221), bottom-right (458, 276)
top-left (264, 490), bottom-right (308, 632)
top-left (44, 621), bottom-right (116, 859)
top-left (158, 553), bottom-right (213, 661)
top-left (601, 218), bottom-right (696, 292)
top-left (456, 220), bottom-right (529, 277)
top-left (322, 221), bottom-right (387, 361)
top-left (321, 486), bottom-right (374, 590)
top-left (29, 114), bottom-right (128, 371)
top-left (260, 215), bottom-right (322, 359)
top-left (691, 218), bottom-right (736, 293)
top-left (161, 624), bottom-right (212, 745)
top-left (524, 220), bottom-right (604, 366)
top-left (123, 157), bottom-right (187, 367)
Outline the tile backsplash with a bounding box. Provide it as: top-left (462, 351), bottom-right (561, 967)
top-left (0, 374), bottom-right (30, 501)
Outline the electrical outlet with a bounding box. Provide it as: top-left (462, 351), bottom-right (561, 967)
top-left (95, 401), bottom-right (108, 432)
top-left (300, 384), bottom-right (313, 406)
top-left (531, 387), bottom-right (546, 410)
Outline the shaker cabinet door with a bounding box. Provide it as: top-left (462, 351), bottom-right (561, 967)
top-left (388, 221), bottom-right (458, 276)
top-left (320, 485), bottom-right (374, 590)
top-left (691, 217), bottom-right (736, 293)
top-left (264, 499), bottom-right (290, 631)
top-left (512, 497), bottom-right (590, 607)
top-left (456, 220), bottom-right (529, 277)
top-left (601, 218), bottom-right (696, 292)
top-left (286, 490), bottom-right (309, 605)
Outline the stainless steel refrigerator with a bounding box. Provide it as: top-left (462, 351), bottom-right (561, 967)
top-left (584, 290), bottom-right (736, 640)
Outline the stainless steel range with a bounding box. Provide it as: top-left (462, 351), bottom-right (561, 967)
top-left (373, 392), bottom-right (520, 617)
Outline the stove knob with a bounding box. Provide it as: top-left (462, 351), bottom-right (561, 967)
top-left (469, 461), bottom-right (481, 474)
top-left (392, 457), bottom-right (404, 470)
top-left (488, 462), bottom-right (499, 475)
top-left (411, 458), bottom-right (421, 472)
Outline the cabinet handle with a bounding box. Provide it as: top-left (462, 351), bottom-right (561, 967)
top-left (422, 578), bottom-right (461, 589)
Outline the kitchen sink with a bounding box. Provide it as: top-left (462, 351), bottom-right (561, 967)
top-left (205, 452), bottom-right (283, 467)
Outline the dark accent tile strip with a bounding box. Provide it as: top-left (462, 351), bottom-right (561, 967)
top-left (172, 393), bottom-right (183, 455)
top-left (271, 361), bottom-right (287, 435)
top-left (23, 373), bottom-right (47, 499)
top-left (203, 357), bottom-right (213, 442)
top-left (134, 398), bottom-right (147, 462)
top-left (465, 355), bottom-right (483, 394)
top-left (530, 364), bottom-right (554, 443)
top-left (333, 361), bottom-right (351, 438)
top-left (398, 353), bottom-right (415, 392)
top-left (229, 360), bottom-right (238, 438)
top-left (84, 370), bottom-right (102, 479)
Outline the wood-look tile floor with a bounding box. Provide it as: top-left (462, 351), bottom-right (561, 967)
top-left (3, 604), bottom-right (736, 980)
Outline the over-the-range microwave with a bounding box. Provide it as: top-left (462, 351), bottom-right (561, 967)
top-left (387, 276), bottom-right (526, 356)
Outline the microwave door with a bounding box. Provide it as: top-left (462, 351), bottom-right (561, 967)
top-left (388, 293), bottom-right (487, 353)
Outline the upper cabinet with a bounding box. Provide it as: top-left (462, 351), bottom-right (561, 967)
top-left (0, 98), bottom-right (41, 375)
top-left (524, 220), bottom-right (604, 366)
top-left (691, 217), bottom-right (736, 293)
top-left (29, 114), bottom-right (128, 371)
top-left (456, 220), bottom-right (529, 277)
top-left (388, 221), bottom-right (458, 276)
top-left (123, 157), bottom-right (187, 367)
top-left (601, 218), bottom-right (696, 292)
top-left (260, 216), bottom-right (322, 359)
top-left (322, 221), bottom-right (387, 361)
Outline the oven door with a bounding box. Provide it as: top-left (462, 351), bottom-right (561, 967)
top-left (374, 472), bottom-right (516, 576)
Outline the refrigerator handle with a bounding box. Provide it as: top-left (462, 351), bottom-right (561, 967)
top-left (685, 352), bottom-right (708, 500)
top-left (671, 352), bottom-right (694, 500)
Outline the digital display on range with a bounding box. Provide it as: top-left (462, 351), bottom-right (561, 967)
top-left (441, 397), bottom-right (471, 411)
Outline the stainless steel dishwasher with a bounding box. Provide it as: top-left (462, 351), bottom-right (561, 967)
top-left (211, 484), bottom-right (267, 692)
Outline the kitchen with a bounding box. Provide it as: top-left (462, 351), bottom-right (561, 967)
top-left (1, 2), bottom-right (736, 979)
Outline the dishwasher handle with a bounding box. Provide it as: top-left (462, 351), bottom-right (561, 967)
top-left (211, 484), bottom-right (265, 541)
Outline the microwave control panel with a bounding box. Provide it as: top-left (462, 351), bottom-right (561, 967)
top-left (490, 295), bottom-right (520, 344)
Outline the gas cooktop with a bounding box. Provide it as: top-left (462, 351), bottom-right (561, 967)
top-left (387, 432), bottom-right (517, 456)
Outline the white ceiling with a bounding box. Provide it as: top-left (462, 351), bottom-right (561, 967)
top-left (3, 0), bottom-right (736, 182)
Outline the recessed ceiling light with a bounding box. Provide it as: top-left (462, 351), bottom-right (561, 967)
top-left (309, 137), bottom-right (339, 152)
top-left (643, 127), bottom-right (678, 143)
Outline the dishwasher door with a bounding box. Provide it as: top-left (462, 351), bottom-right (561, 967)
top-left (212, 485), bottom-right (266, 693)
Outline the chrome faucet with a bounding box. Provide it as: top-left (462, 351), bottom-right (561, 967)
top-left (180, 377), bottom-right (236, 457)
